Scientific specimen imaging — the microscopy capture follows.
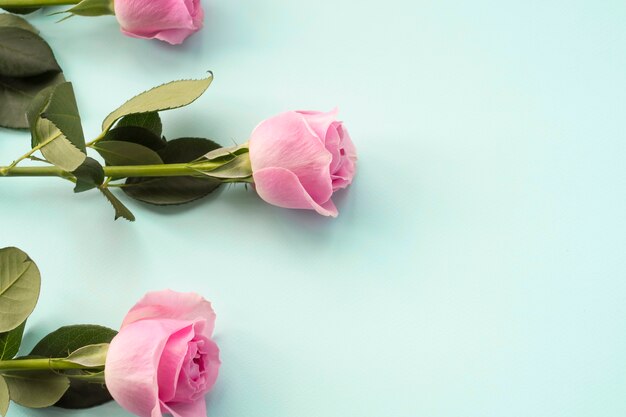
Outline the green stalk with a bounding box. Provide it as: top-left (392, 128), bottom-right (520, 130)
top-left (0, 162), bottom-right (222, 179)
top-left (0, 0), bottom-right (79, 6)
top-left (0, 358), bottom-right (99, 372)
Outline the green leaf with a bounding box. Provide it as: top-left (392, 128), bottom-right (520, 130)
top-left (0, 27), bottom-right (61, 78)
top-left (115, 112), bottom-right (163, 137)
top-left (58, 0), bottom-right (114, 16)
top-left (26, 82), bottom-right (86, 171)
top-left (0, 72), bottom-right (65, 129)
top-left (30, 325), bottom-right (117, 409)
top-left (124, 137), bottom-right (223, 206)
top-left (101, 72), bottom-right (213, 133)
top-left (200, 152), bottom-right (252, 180)
top-left (0, 321), bottom-right (26, 360)
top-left (93, 141), bottom-right (163, 166)
top-left (100, 188), bottom-right (135, 221)
top-left (4, 372), bottom-right (69, 408)
top-left (71, 157), bottom-right (104, 193)
top-left (0, 13), bottom-right (38, 33)
top-left (103, 126), bottom-right (166, 151)
top-left (1, 7), bottom-right (40, 15)
top-left (39, 81), bottom-right (86, 152)
top-left (0, 247), bottom-right (40, 333)
top-left (31, 324), bottom-right (117, 362)
top-left (65, 343), bottom-right (108, 367)
top-left (0, 375), bottom-right (9, 417)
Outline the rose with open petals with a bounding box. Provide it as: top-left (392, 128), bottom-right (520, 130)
top-left (114, 0), bottom-right (204, 45)
top-left (248, 109), bottom-right (357, 217)
top-left (105, 290), bottom-right (220, 417)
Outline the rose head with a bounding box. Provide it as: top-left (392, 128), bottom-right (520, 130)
top-left (105, 290), bottom-right (220, 417)
top-left (248, 109), bottom-right (357, 217)
top-left (114, 0), bottom-right (204, 45)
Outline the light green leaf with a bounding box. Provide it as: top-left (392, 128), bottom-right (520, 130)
top-left (65, 343), bottom-right (108, 367)
top-left (35, 118), bottom-right (86, 171)
top-left (199, 152), bottom-right (252, 180)
top-left (93, 141), bottom-right (163, 166)
top-left (0, 375), bottom-right (8, 417)
top-left (115, 112), bottom-right (163, 137)
top-left (0, 321), bottom-right (26, 360)
top-left (100, 189), bottom-right (135, 222)
top-left (0, 14), bottom-right (38, 33)
top-left (0, 247), bottom-right (40, 333)
top-left (57, 0), bottom-right (114, 17)
top-left (4, 372), bottom-right (69, 408)
top-left (101, 73), bottom-right (213, 133)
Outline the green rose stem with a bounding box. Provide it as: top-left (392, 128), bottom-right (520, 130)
top-left (0, 0), bottom-right (79, 6)
top-left (0, 163), bottom-right (220, 178)
top-left (0, 357), bottom-right (101, 372)
top-left (0, 161), bottom-right (252, 184)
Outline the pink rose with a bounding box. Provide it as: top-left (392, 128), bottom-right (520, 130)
top-left (248, 109), bottom-right (357, 217)
top-left (105, 290), bottom-right (220, 417)
top-left (114, 0), bottom-right (204, 45)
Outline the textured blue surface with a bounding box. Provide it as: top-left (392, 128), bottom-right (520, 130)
top-left (1, 1), bottom-right (626, 416)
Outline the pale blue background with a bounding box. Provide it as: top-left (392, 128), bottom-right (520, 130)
top-left (1, 0), bottom-right (625, 416)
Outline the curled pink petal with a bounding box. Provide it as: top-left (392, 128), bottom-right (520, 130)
top-left (253, 167), bottom-right (338, 217)
top-left (121, 290), bottom-right (216, 338)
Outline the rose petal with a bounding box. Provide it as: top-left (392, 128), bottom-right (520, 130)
top-left (173, 335), bottom-right (221, 402)
top-left (296, 109), bottom-right (339, 144)
top-left (249, 111), bottom-right (333, 204)
top-left (105, 319), bottom-right (193, 417)
top-left (253, 167), bottom-right (338, 217)
top-left (161, 399), bottom-right (206, 417)
top-left (157, 324), bottom-right (196, 403)
top-left (121, 290), bottom-right (216, 338)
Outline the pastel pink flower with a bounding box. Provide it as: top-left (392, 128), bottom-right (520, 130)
top-left (105, 290), bottom-right (220, 417)
top-left (248, 109), bottom-right (357, 217)
top-left (114, 0), bottom-right (204, 45)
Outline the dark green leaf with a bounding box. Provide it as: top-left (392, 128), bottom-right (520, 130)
top-left (39, 81), bottom-right (86, 152)
top-left (124, 137), bottom-right (222, 206)
top-left (0, 27), bottom-right (61, 78)
top-left (115, 112), bottom-right (162, 137)
top-left (102, 126), bottom-right (166, 151)
top-left (0, 321), bottom-right (26, 360)
top-left (0, 247), bottom-right (40, 333)
top-left (0, 14), bottom-right (38, 33)
top-left (101, 73), bottom-right (213, 132)
top-left (93, 140), bottom-right (163, 166)
top-left (29, 325), bottom-right (117, 409)
top-left (26, 82), bottom-right (86, 171)
top-left (30, 324), bottom-right (117, 363)
top-left (100, 188), bottom-right (135, 221)
top-left (4, 372), bottom-right (69, 408)
top-left (1, 7), bottom-right (40, 15)
top-left (71, 157), bottom-right (104, 193)
top-left (0, 72), bottom-right (64, 129)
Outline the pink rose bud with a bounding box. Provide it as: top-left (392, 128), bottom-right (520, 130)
top-left (114, 0), bottom-right (204, 45)
top-left (249, 109), bottom-right (357, 217)
top-left (105, 290), bottom-right (220, 417)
